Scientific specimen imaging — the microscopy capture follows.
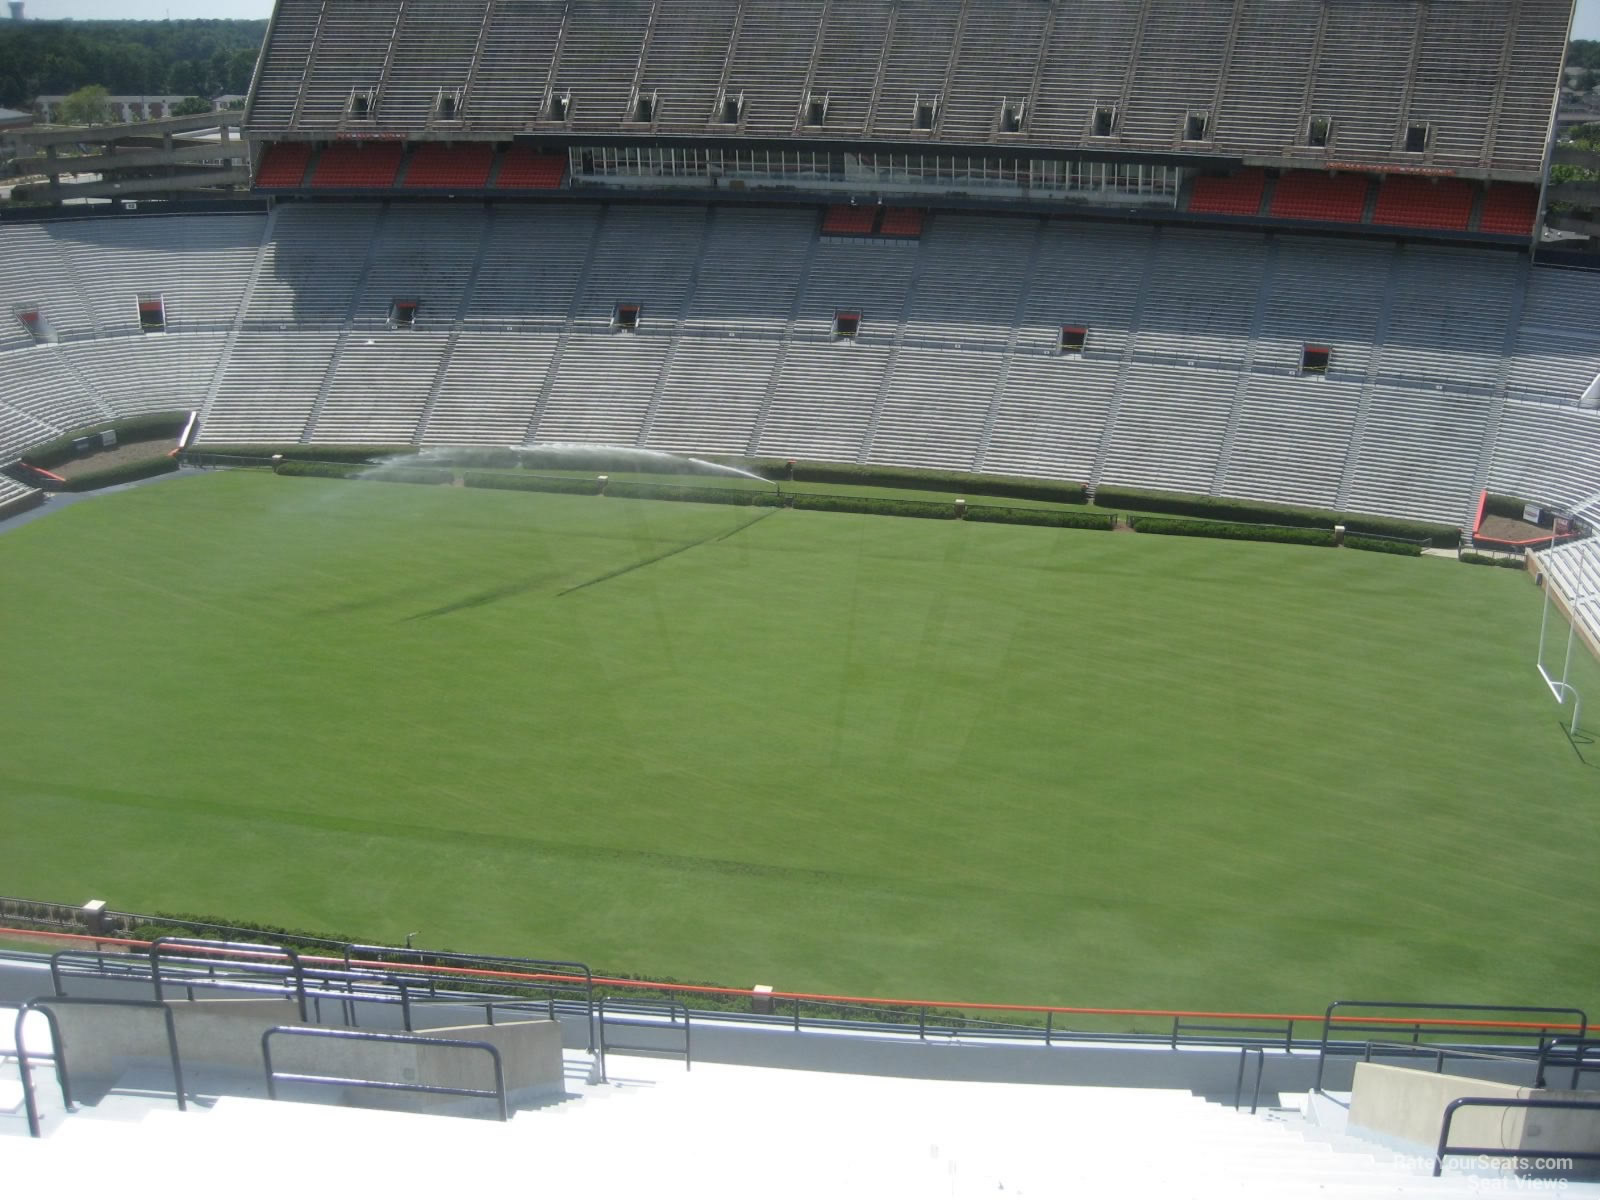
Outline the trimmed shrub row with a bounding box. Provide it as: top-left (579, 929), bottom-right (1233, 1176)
top-left (61, 456), bottom-right (179, 491)
top-left (369, 466), bottom-right (453, 486)
top-left (768, 460), bottom-right (1089, 505)
top-left (965, 504), bottom-right (1115, 531)
top-left (198, 444), bottom-right (416, 464)
top-left (789, 492), bottom-right (954, 520)
top-left (1461, 550), bottom-right (1529, 568)
top-left (463, 470), bottom-right (603, 495)
top-left (24, 411), bottom-right (190, 468)
top-left (275, 460), bottom-right (366, 479)
top-left (1095, 485), bottom-right (1457, 547)
top-left (1345, 534), bottom-right (1423, 557)
top-left (1131, 516), bottom-right (1337, 546)
top-left (605, 479), bottom-right (782, 506)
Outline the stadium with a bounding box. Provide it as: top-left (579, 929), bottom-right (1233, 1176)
top-left (3, 0), bottom-right (1600, 1191)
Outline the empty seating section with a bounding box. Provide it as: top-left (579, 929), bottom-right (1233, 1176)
top-left (0, 475), bottom-right (39, 508)
top-left (1506, 269), bottom-right (1600, 403)
top-left (61, 334), bottom-right (225, 419)
top-left (821, 206), bottom-right (877, 236)
top-left (805, 0), bottom-right (893, 134)
top-left (1407, 0), bottom-right (1505, 167)
top-left (683, 208), bottom-right (812, 335)
top-left (902, 216), bottom-right (1030, 346)
top-left (1187, 171), bottom-right (1265, 217)
top-left (758, 342), bottom-right (886, 462)
top-left (425, 332), bottom-right (559, 446)
top-left (256, 142), bottom-right (315, 187)
top-left (878, 209), bottom-right (925, 238)
top-left (1372, 177), bottom-right (1473, 231)
top-left (467, 0), bottom-right (563, 129)
top-left (247, 0), bottom-right (323, 131)
top-left (1479, 185), bottom-right (1539, 236)
top-left (312, 142), bottom-right (405, 188)
top-left (495, 147), bottom-right (567, 189)
top-left (535, 333), bottom-right (665, 443)
top-left (1537, 541), bottom-right (1600, 654)
top-left (3, 205), bottom-right (1599, 535)
top-left (247, 207), bottom-right (381, 325)
top-left (1269, 173), bottom-right (1368, 223)
top-left (1215, 0), bottom-right (1320, 155)
top-left (637, 0), bottom-right (733, 132)
top-left (870, 349), bottom-right (999, 471)
top-left (466, 206), bottom-right (598, 327)
top-left (297, 0), bottom-right (403, 128)
top-left (381, 0), bottom-right (485, 126)
top-left (405, 143), bottom-right (495, 189)
top-left (50, 215), bottom-right (265, 333)
top-left (206, 332), bottom-right (338, 442)
top-left (1120, 0), bottom-right (1230, 145)
top-left (1343, 388), bottom-right (1491, 524)
top-left (313, 332), bottom-right (449, 443)
top-left (552, 0), bottom-right (652, 131)
top-left (354, 207), bottom-right (482, 327)
top-left (1220, 377), bottom-right (1362, 509)
top-left (241, 0), bottom-right (1570, 174)
top-left (722, 0), bottom-right (823, 136)
top-left (937, 0), bottom-right (1047, 142)
top-left (870, 0), bottom-right (959, 138)
top-left (649, 339), bottom-right (778, 453)
top-left (1303, 1), bottom-right (1415, 161)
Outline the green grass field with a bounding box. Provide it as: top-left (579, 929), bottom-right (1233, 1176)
top-left (2, 470), bottom-right (1596, 1015)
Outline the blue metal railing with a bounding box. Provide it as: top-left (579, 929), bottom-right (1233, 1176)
top-left (1433, 1097), bottom-right (1600, 1177)
top-left (260, 1026), bottom-right (508, 1121)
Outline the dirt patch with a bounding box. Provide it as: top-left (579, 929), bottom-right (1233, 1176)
top-left (48, 437), bottom-right (177, 480)
top-left (1477, 514), bottom-right (1557, 544)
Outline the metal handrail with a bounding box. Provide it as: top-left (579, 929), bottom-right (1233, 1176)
top-left (16, 995), bottom-right (185, 1137)
top-left (1360, 1038), bottom-right (1543, 1077)
top-left (1433, 1097), bottom-right (1600, 1177)
top-left (150, 937), bottom-right (308, 1021)
top-left (1233, 1046), bottom-right (1266, 1113)
top-left (597, 998), bottom-right (691, 1082)
top-left (1315, 1001), bottom-right (1587, 1094)
top-left (1535, 1037), bottom-right (1600, 1089)
top-left (12, 1003), bottom-right (70, 1138)
top-left (260, 1026), bottom-right (508, 1121)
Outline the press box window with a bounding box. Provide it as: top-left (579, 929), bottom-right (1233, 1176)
top-left (1183, 111), bottom-right (1209, 142)
top-left (1404, 122), bottom-right (1430, 153)
top-left (391, 300), bottom-right (419, 329)
top-left (138, 295), bottom-right (165, 333)
top-left (1301, 344), bottom-right (1331, 376)
top-left (1092, 105), bottom-right (1116, 137)
top-left (613, 303), bottom-right (641, 331)
top-left (1059, 325), bottom-right (1087, 355)
top-left (834, 311), bottom-right (860, 339)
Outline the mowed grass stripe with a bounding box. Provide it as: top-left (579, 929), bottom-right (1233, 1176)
top-left (0, 470), bottom-right (1595, 1013)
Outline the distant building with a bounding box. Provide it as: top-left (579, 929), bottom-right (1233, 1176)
top-left (32, 95), bottom-right (232, 125)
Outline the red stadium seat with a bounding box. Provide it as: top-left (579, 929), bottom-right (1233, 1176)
top-left (255, 142), bottom-right (313, 188)
top-left (405, 143), bottom-right (494, 189)
top-left (1478, 184), bottom-right (1539, 236)
top-left (1372, 176), bottom-right (1473, 231)
top-left (311, 141), bottom-right (404, 188)
top-left (1187, 169), bottom-right (1265, 216)
top-left (496, 147), bottom-right (567, 189)
top-left (821, 205), bottom-right (877, 235)
top-left (877, 208), bottom-right (925, 237)
top-left (1268, 171), bottom-right (1369, 223)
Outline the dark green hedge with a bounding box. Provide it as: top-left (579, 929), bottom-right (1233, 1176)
top-left (198, 444), bottom-right (415, 464)
top-left (275, 460), bottom-right (452, 485)
top-left (463, 470), bottom-right (603, 495)
top-left (1096, 486), bottom-right (1457, 547)
top-left (371, 466), bottom-right (453, 486)
top-left (61, 456), bottom-right (179, 491)
top-left (964, 504), bottom-right (1114, 531)
top-left (606, 480), bottom-right (781, 506)
top-left (1461, 550), bottom-right (1529, 568)
top-left (1132, 515), bottom-right (1337, 546)
top-left (790, 492), bottom-right (955, 520)
top-left (770, 461), bottom-right (1088, 505)
top-left (26, 411), bottom-right (189, 468)
top-left (1483, 493), bottom-right (1536, 521)
top-left (275, 460), bottom-right (365, 479)
top-left (1345, 534), bottom-right (1423, 557)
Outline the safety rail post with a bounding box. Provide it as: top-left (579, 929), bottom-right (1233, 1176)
top-left (596, 997), bottom-right (691, 1083)
top-left (1433, 1097), bottom-right (1600, 1178)
top-left (1536, 1037), bottom-right (1600, 1089)
top-left (149, 937), bottom-right (308, 1021)
top-left (13, 1003), bottom-right (71, 1139)
top-left (260, 1026), bottom-right (508, 1121)
top-left (1233, 1046), bottom-right (1266, 1113)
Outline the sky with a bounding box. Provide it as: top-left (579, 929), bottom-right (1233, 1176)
top-left (11, 0), bottom-right (1600, 38)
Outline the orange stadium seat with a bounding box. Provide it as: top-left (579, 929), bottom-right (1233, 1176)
top-left (495, 147), bottom-right (567, 189)
top-left (311, 141), bottom-right (404, 188)
top-left (1268, 171), bottom-right (1369, 223)
top-left (1372, 176), bottom-right (1473, 231)
top-left (1187, 169), bottom-right (1265, 216)
top-left (255, 142), bottom-right (313, 188)
top-left (1478, 184), bottom-right (1539, 236)
top-left (877, 208), bottom-right (925, 237)
top-left (405, 143), bottom-right (495, 189)
top-left (821, 205), bottom-right (877, 235)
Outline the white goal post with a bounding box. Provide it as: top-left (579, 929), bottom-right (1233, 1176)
top-left (1535, 531), bottom-right (1592, 736)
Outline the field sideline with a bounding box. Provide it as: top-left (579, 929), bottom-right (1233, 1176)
top-left (1, 470), bottom-right (1595, 1015)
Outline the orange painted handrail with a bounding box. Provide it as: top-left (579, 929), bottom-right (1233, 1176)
top-left (1, 926), bottom-right (1586, 1033)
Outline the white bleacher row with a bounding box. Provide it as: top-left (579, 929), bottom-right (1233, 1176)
top-left (3, 206), bottom-right (1600, 530)
top-left (247, 0), bottom-right (1567, 174)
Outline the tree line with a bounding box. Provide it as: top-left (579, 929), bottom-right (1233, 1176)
top-left (0, 20), bottom-right (266, 110)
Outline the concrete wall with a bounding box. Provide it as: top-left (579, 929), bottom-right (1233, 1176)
top-left (1349, 1062), bottom-right (1600, 1155)
top-left (49, 998), bottom-right (302, 1084)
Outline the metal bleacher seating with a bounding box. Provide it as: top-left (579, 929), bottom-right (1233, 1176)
top-left (1505, 269), bottom-right (1600, 405)
top-left (721, 0), bottom-right (823, 137)
top-left (295, 0), bottom-right (404, 129)
top-left (312, 331), bottom-right (451, 444)
top-left (60, 334), bottom-right (227, 420)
